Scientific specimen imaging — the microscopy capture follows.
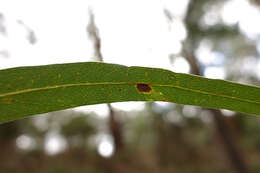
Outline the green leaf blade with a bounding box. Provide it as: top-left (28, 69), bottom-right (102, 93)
top-left (1, 62), bottom-right (260, 123)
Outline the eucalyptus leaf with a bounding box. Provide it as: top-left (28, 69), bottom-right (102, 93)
top-left (1, 62), bottom-right (260, 123)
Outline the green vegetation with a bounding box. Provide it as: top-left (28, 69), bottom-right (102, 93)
top-left (1, 62), bottom-right (260, 123)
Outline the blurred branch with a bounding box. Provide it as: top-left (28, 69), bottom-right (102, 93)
top-left (107, 104), bottom-right (123, 151)
top-left (181, 1), bottom-right (250, 173)
top-left (17, 20), bottom-right (37, 44)
top-left (87, 8), bottom-right (103, 62)
top-left (87, 8), bottom-right (123, 153)
top-left (249, 0), bottom-right (260, 6)
top-left (212, 109), bottom-right (249, 173)
top-left (0, 13), bottom-right (10, 59)
top-left (183, 45), bottom-right (250, 173)
top-left (183, 49), bottom-right (249, 173)
top-left (0, 13), bottom-right (7, 36)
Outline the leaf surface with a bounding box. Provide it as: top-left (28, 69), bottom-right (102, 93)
top-left (1, 62), bottom-right (260, 123)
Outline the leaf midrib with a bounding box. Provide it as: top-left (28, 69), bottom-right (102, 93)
top-left (1, 81), bottom-right (259, 105)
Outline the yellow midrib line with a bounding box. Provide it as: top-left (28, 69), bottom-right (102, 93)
top-left (0, 81), bottom-right (259, 105)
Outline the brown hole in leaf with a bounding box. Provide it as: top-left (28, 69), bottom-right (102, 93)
top-left (136, 83), bottom-right (152, 93)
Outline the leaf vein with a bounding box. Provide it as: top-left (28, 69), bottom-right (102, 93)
top-left (1, 82), bottom-right (259, 105)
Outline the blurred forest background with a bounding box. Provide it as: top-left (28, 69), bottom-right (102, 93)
top-left (1, 0), bottom-right (260, 173)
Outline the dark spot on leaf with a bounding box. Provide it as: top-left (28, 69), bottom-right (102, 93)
top-left (136, 83), bottom-right (152, 93)
top-left (161, 99), bottom-right (168, 102)
top-left (118, 88), bottom-right (122, 92)
top-left (4, 98), bottom-right (10, 104)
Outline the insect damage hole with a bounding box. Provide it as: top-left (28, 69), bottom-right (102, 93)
top-left (136, 83), bottom-right (152, 93)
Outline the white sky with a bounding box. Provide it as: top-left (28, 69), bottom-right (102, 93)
top-left (0, 0), bottom-right (190, 71)
top-left (1, 0), bottom-right (259, 72)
